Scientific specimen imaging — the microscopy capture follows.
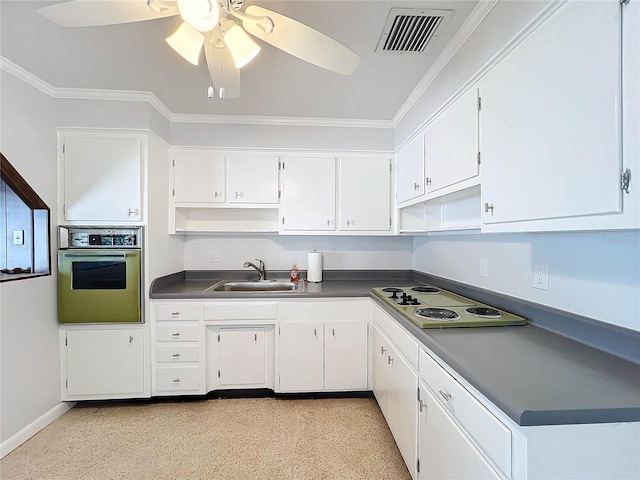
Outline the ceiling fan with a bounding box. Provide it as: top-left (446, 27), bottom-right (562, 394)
top-left (37, 0), bottom-right (361, 99)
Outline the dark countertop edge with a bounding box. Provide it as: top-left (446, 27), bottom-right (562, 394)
top-left (371, 296), bottom-right (640, 427)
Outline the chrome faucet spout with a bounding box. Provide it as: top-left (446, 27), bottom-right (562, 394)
top-left (243, 258), bottom-right (266, 280)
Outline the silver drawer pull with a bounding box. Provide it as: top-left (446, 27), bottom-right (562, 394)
top-left (172, 378), bottom-right (181, 383)
top-left (172, 353), bottom-right (181, 358)
top-left (387, 355), bottom-right (393, 365)
top-left (171, 332), bottom-right (181, 337)
top-left (171, 312), bottom-right (180, 316)
top-left (439, 389), bottom-right (452, 402)
top-left (381, 347), bottom-right (387, 355)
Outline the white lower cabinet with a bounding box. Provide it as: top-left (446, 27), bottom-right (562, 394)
top-left (276, 299), bottom-right (370, 393)
top-left (152, 302), bottom-right (205, 396)
top-left (418, 382), bottom-right (499, 480)
top-left (278, 321), bottom-right (324, 392)
top-left (61, 326), bottom-right (146, 400)
top-left (217, 326), bottom-right (267, 386)
top-left (204, 301), bottom-right (276, 391)
top-left (371, 302), bottom-right (421, 480)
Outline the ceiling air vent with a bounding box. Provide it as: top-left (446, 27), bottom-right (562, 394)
top-left (376, 8), bottom-right (453, 54)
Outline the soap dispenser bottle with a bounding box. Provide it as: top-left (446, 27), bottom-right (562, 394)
top-left (289, 261), bottom-right (300, 283)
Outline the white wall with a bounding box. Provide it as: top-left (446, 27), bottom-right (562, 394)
top-left (413, 231), bottom-right (640, 332)
top-left (184, 235), bottom-right (412, 272)
top-left (0, 71), bottom-right (62, 446)
top-left (171, 122), bottom-right (394, 152)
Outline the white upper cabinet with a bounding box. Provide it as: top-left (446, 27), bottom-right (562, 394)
top-left (281, 156), bottom-right (336, 231)
top-left (339, 157), bottom-right (391, 232)
top-left (227, 155), bottom-right (280, 204)
top-left (61, 133), bottom-right (143, 223)
top-left (480, 1), bottom-right (624, 226)
top-left (396, 134), bottom-right (425, 204)
top-left (172, 151), bottom-right (225, 203)
top-left (424, 87), bottom-right (479, 194)
top-left (171, 151), bottom-right (280, 205)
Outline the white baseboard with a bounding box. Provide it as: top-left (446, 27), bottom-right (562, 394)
top-left (0, 401), bottom-right (75, 459)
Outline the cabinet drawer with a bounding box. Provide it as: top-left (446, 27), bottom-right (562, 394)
top-left (156, 325), bottom-right (199, 342)
top-left (420, 349), bottom-right (512, 478)
top-left (203, 302), bottom-right (276, 320)
top-left (157, 345), bottom-right (199, 363)
top-left (156, 366), bottom-right (200, 392)
top-left (156, 304), bottom-right (199, 321)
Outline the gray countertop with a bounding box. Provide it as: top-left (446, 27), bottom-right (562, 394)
top-left (150, 270), bottom-right (640, 427)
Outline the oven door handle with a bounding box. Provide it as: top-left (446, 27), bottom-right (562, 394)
top-left (62, 253), bottom-right (128, 259)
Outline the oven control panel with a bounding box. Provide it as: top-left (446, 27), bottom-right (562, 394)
top-left (60, 227), bottom-right (141, 249)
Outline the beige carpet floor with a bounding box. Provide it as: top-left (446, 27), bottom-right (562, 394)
top-left (1, 397), bottom-right (411, 480)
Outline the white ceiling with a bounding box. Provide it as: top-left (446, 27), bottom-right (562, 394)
top-left (0, 0), bottom-right (479, 121)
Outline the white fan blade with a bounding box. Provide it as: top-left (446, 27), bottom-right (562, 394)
top-left (166, 22), bottom-right (204, 65)
top-left (37, 0), bottom-right (178, 28)
top-left (204, 38), bottom-right (241, 99)
top-left (243, 5), bottom-right (360, 76)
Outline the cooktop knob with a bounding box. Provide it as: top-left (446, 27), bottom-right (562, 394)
top-left (390, 291), bottom-right (398, 299)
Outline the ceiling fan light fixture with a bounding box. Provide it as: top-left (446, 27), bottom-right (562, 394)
top-left (166, 22), bottom-right (205, 65)
top-left (177, 0), bottom-right (220, 33)
top-left (224, 24), bottom-right (261, 68)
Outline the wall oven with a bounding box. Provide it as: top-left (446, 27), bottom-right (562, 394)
top-left (58, 226), bottom-right (142, 324)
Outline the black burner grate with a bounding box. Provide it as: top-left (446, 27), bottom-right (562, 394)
top-left (411, 286), bottom-right (440, 294)
top-left (414, 308), bottom-right (461, 321)
top-left (382, 287), bottom-right (404, 293)
top-left (465, 307), bottom-right (502, 318)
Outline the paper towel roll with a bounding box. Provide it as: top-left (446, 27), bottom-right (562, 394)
top-left (307, 250), bottom-right (323, 283)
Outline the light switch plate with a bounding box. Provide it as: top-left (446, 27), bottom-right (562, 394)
top-left (12, 230), bottom-right (24, 245)
top-left (479, 259), bottom-right (488, 277)
top-left (208, 250), bottom-right (221, 262)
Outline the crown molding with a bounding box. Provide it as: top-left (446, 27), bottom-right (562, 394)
top-left (391, 0), bottom-right (499, 127)
top-left (1, 55), bottom-right (394, 129)
top-left (169, 113), bottom-right (393, 128)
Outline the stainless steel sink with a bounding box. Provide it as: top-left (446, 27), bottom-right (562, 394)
top-left (203, 279), bottom-right (304, 293)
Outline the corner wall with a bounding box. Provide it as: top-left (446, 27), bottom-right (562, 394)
top-left (0, 71), bottom-right (64, 452)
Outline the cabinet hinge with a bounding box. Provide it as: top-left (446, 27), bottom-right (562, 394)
top-left (218, 370), bottom-right (221, 378)
top-left (281, 161), bottom-right (285, 170)
top-left (278, 190), bottom-right (281, 200)
top-left (621, 0), bottom-right (629, 5)
top-left (217, 333), bottom-right (220, 342)
top-left (172, 159), bottom-right (175, 167)
top-left (278, 326), bottom-right (281, 335)
top-left (477, 151), bottom-right (481, 166)
top-left (621, 168), bottom-right (632, 194)
top-left (390, 162), bottom-right (392, 172)
top-left (62, 143), bottom-right (65, 154)
top-left (417, 459), bottom-right (420, 473)
top-left (172, 188), bottom-right (175, 197)
top-left (63, 204), bottom-right (66, 214)
top-left (65, 379), bottom-right (68, 389)
top-left (477, 96), bottom-right (482, 111)
top-left (65, 335), bottom-right (68, 346)
top-left (389, 218), bottom-right (392, 227)
top-left (417, 387), bottom-right (421, 402)
top-left (282, 217), bottom-right (285, 225)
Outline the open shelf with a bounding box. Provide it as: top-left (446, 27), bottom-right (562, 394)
top-left (172, 206), bottom-right (280, 234)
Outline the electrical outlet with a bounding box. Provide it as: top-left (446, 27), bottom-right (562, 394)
top-left (479, 259), bottom-right (488, 277)
top-left (534, 264), bottom-right (549, 290)
top-left (208, 250), bottom-right (221, 263)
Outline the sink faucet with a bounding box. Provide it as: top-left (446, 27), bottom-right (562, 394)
top-left (243, 258), bottom-right (266, 281)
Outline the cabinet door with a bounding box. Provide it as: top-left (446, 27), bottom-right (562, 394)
top-left (371, 325), bottom-right (391, 419)
top-left (218, 327), bottom-right (266, 386)
top-left (324, 321), bottom-right (368, 390)
top-left (396, 134), bottom-right (425, 204)
top-left (424, 87), bottom-right (479, 193)
top-left (278, 322), bottom-right (324, 392)
top-left (66, 329), bottom-right (144, 397)
top-left (281, 157), bottom-right (336, 231)
top-left (339, 157), bottom-right (391, 231)
top-left (172, 152), bottom-right (225, 203)
top-left (388, 345), bottom-right (418, 479)
top-left (419, 383), bottom-right (499, 480)
top-left (227, 155), bottom-right (279, 204)
top-left (480, 1), bottom-right (622, 225)
top-left (63, 136), bottom-right (142, 222)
